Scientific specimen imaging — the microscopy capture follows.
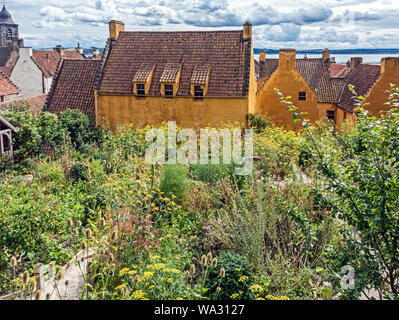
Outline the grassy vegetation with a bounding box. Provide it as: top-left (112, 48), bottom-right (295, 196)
top-left (1, 87), bottom-right (399, 300)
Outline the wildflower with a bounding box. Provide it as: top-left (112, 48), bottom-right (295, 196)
top-left (220, 268), bottom-right (226, 278)
top-left (81, 240), bottom-right (87, 250)
top-left (249, 284), bottom-right (264, 293)
top-left (239, 275), bottom-right (249, 283)
top-left (119, 268), bottom-right (130, 277)
top-left (109, 253), bottom-right (115, 262)
top-left (10, 256), bottom-right (17, 268)
top-left (73, 228), bottom-right (78, 234)
top-left (207, 252), bottom-right (213, 262)
top-left (190, 264), bottom-right (196, 277)
top-left (46, 292), bottom-right (51, 300)
top-left (66, 218), bottom-right (73, 228)
top-left (76, 220), bottom-right (82, 228)
top-left (217, 287), bottom-right (221, 293)
top-left (201, 255), bottom-right (208, 267)
top-left (142, 271), bottom-right (154, 281)
top-left (111, 230), bottom-right (118, 241)
top-left (35, 290), bottom-right (41, 300)
top-left (30, 278), bottom-right (37, 293)
top-left (65, 280), bottom-right (70, 286)
top-left (212, 258), bottom-right (217, 268)
top-left (131, 290), bottom-right (146, 300)
top-left (115, 283), bottom-right (127, 291)
top-left (167, 278), bottom-right (173, 284)
top-left (143, 226), bottom-right (151, 234)
top-left (56, 270), bottom-right (63, 281)
top-left (22, 271), bottom-right (29, 284)
top-left (100, 218), bottom-right (106, 228)
top-left (133, 275), bottom-right (140, 284)
top-left (85, 229), bottom-right (92, 239)
top-left (230, 293), bottom-right (240, 299)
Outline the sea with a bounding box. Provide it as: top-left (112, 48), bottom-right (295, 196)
top-left (254, 53), bottom-right (399, 65)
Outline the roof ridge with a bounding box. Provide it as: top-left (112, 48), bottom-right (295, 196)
top-left (44, 57), bottom-right (65, 111)
top-left (0, 70), bottom-right (20, 93)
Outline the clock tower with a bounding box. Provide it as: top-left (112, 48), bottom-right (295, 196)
top-left (0, 4), bottom-right (23, 49)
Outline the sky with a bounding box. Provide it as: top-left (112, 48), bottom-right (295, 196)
top-left (5, 0), bottom-right (399, 49)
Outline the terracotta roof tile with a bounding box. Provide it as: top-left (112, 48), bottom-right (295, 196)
top-left (160, 63), bottom-right (181, 83)
top-left (330, 63), bottom-right (349, 77)
top-left (99, 30), bottom-right (251, 97)
top-left (133, 63), bottom-right (155, 82)
top-left (338, 64), bottom-right (381, 112)
top-left (46, 59), bottom-right (102, 121)
top-left (191, 63), bottom-right (210, 84)
top-left (32, 50), bottom-right (85, 78)
top-left (0, 72), bottom-right (19, 96)
top-left (0, 66), bottom-right (13, 77)
top-left (0, 94), bottom-right (47, 116)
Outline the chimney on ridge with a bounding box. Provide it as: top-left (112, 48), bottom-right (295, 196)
top-left (381, 57), bottom-right (399, 77)
top-left (279, 49), bottom-right (296, 70)
top-left (259, 50), bottom-right (266, 62)
top-left (243, 21), bottom-right (252, 40)
top-left (349, 57), bottom-right (363, 69)
top-left (109, 20), bottom-right (125, 40)
top-left (322, 49), bottom-right (330, 63)
top-left (54, 45), bottom-right (65, 57)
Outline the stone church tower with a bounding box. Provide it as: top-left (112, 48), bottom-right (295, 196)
top-left (0, 5), bottom-right (23, 68)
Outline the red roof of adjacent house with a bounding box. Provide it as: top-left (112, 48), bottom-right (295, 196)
top-left (46, 59), bottom-right (102, 121)
top-left (32, 50), bottom-right (85, 78)
top-left (338, 64), bottom-right (381, 112)
top-left (330, 64), bottom-right (349, 77)
top-left (0, 66), bottom-right (14, 77)
top-left (98, 30), bottom-right (252, 97)
top-left (0, 94), bottom-right (47, 115)
top-left (258, 58), bottom-right (342, 103)
top-left (0, 72), bottom-right (19, 96)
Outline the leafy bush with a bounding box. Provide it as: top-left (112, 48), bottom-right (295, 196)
top-left (246, 113), bottom-right (271, 133)
top-left (160, 164), bottom-right (190, 204)
top-left (191, 164), bottom-right (230, 185)
top-left (205, 251), bottom-right (254, 300)
top-left (71, 163), bottom-right (88, 182)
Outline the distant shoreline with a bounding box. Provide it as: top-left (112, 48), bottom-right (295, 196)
top-left (254, 48), bottom-right (399, 55)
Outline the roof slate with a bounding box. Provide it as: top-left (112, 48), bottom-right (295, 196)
top-left (99, 30), bottom-right (251, 97)
top-left (46, 59), bottom-right (102, 121)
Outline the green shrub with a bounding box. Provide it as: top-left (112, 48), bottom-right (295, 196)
top-left (160, 164), bottom-right (190, 204)
top-left (247, 113), bottom-right (271, 133)
top-left (71, 163), bottom-right (88, 182)
top-left (205, 251), bottom-right (254, 300)
top-left (191, 164), bottom-right (230, 184)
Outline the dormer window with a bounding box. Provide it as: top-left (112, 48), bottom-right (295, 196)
top-left (194, 85), bottom-right (204, 98)
top-left (191, 64), bottom-right (210, 98)
top-left (133, 63), bottom-right (155, 97)
top-left (164, 84), bottom-right (174, 97)
top-left (327, 110), bottom-right (335, 121)
top-left (136, 84), bottom-right (145, 97)
top-left (160, 63), bottom-right (181, 98)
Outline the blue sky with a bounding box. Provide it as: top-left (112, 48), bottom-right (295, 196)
top-left (5, 0), bottom-right (399, 49)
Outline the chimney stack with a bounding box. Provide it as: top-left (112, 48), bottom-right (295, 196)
top-left (259, 50), bottom-right (266, 62)
top-left (93, 48), bottom-right (100, 57)
top-left (322, 49), bottom-right (330, 63)
top-left (381, 57), bottom-right (399, 77)
top-left (54, 45), bottom-right (65, 57)
top-left (243, 21), bottom-right (252, 40)
top-left (76, 43), bottom-right (84, 54)
top-left (279, 49), bottom-right (296, 70)
top-left (349, 57), bottom-right (363, 69)
top-left (109, 20), bottom-right (125, 40)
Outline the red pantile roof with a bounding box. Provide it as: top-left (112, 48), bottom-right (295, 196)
top-left (98, 30), bottom-right (251, 97)
top-left (160, 63), bottom-right (181, 83)
top-left (32, 50), bottom-right (85, 78)
top-left (133, 63), bottom-right (155, 82)
top-left (191, 63), bottom-right (210, 84)
top-left (46, 59), bottom-right (102, 121)
top-left (0, 94), bottom-right (47, 116)
top-left (0, 72), bottom-right (19, 96)
top-left (338, 64), bottom-right (381, 112)
top-left (330, 63), bottom-right (348, 77)
top-left (0, 66), bottom-right (14, 77)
